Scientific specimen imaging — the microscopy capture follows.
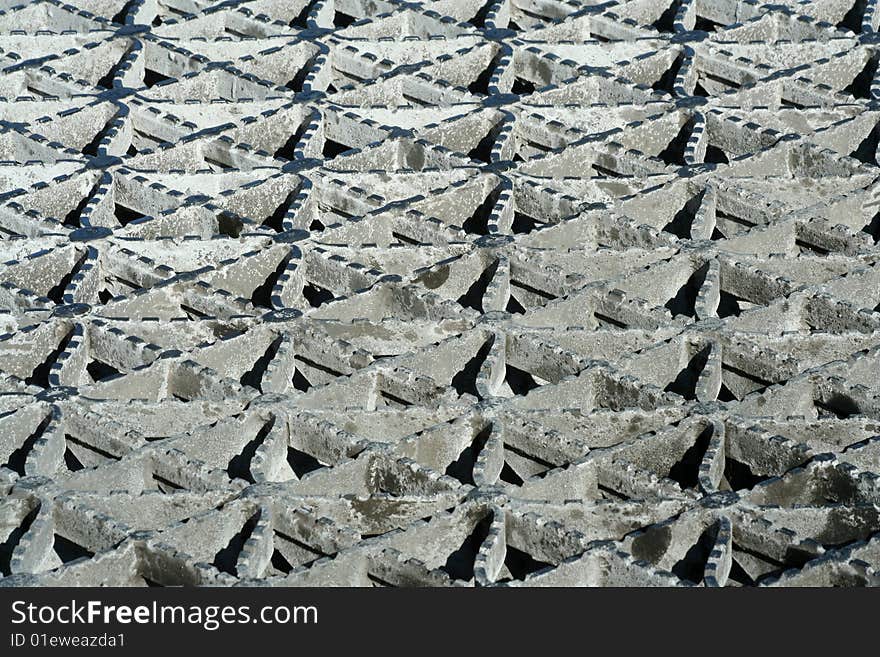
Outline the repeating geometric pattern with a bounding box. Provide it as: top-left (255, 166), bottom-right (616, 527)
top-left (1, 0), bottom-right (880, 587)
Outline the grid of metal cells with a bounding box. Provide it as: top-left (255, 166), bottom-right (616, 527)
top-left (1, 0), bottom-right (880, 587)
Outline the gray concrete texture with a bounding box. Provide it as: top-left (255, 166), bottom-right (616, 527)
top-left (0, 0), bottom-right (879, 587)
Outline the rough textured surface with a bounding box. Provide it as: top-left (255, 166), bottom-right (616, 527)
top-left (1, 0), bottom-right (880, 587)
